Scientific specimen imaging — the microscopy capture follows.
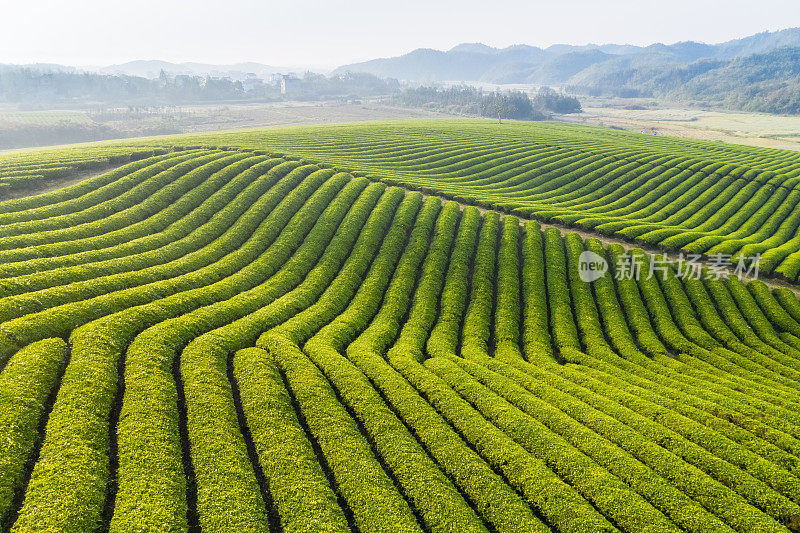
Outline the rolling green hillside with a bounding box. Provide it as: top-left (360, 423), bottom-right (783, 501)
top-left (2, 120), bottom-right (800, 532)
top-left (13, 120), bottom-right (794, 278)
top-left (192, 121), bottom-right (800, 280)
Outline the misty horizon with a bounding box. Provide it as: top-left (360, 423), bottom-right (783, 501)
top-left (2, 0), bottom-right (799, 69)
top-left (3, 26), bottom-right (800, 75)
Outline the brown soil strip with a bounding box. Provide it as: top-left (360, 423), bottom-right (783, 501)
top-left (2, 163), bottom-right (124, 201)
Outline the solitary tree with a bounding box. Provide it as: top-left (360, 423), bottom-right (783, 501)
top-left (494, 99), bottom-right (504, 123)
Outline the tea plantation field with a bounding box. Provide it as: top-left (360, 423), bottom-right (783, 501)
top-left (2, 120), bottom-right (800, 532)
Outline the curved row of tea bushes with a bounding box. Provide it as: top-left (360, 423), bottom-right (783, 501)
top-left (4, 131), bottom-right (800, 531)
top-left (181, 190), bottom-right (419, 527)
top-left (232, 347), bottom-right (350, 533)
top-left (0, 147), bottom-right (175, 204)
top-left (460, 212), bottom-right (499, 359)
top-left (179, 185), bottom-right (414, 532)
top-left (0, 158), bottom-right (291, 290)
top-left (298, 198), bottom-right (547, 532)
top-left (0, 339), bottom-right (67, 526)
top-left (175, 121), bottom-right (800, 278)
top-left (494, 216), bottom-right (523, 361)
top-left (8, 166), bottom-right (338, 532)
top-left (233, 193), bottom-right (425, 532)
top-left (0, 150), bottom-right (184, 220)
top-left (0, 151), bottom-right (225, 247)
top-left (0, 164), bottom-right (326, 361)
top-left (385, 201), bottom-right (460, 362)
top-left (0, 158), bottom-right (285, 305)
top-left (110, 178), bottom-right (380, 531)
top-left (426, 207), bottom-right (481, 359)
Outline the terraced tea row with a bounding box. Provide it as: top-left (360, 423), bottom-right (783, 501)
top-left (139, 120), bottom-right (800, 280)
top-left (9, 121), bottom-right (800, 280)
top-left (2, 147), bottom-right (800, 532)
top-left (0, 145), bottom-right (175, 198)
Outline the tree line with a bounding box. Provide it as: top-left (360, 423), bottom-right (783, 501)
top-left (393, 86), bottom-right (581, 120)
top-left (0, 68), bottom-right (399, 105)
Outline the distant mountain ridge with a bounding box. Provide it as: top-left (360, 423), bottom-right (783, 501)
top-left (333, 27), bottom-right (800, 113)
top-left (333, 27), bottom-right (800, 86)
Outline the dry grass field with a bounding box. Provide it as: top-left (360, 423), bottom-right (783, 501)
top-left (563, 104), bottom-right (800, 151)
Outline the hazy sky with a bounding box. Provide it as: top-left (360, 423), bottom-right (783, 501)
top-left (2, 0), bottom-right (799, 68)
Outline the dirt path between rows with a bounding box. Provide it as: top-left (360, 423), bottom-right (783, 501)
top-left (2, 163), bottom-right (123, 201)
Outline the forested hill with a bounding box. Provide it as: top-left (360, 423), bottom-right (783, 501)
top-left (651, 46), bottom-right (800, 114)
top-left (334, 28), bottom-right (800, 114)
top-left (563, 45), bottom-right (800, 114)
